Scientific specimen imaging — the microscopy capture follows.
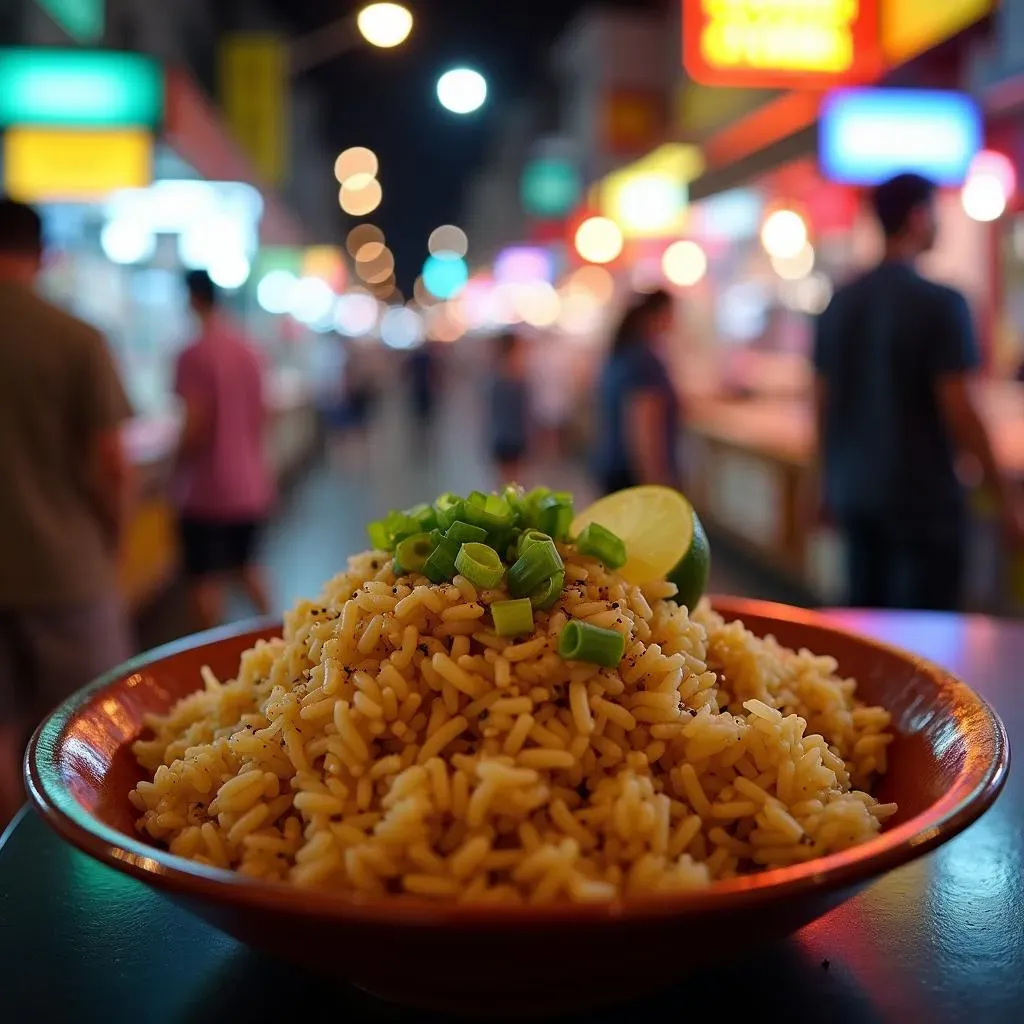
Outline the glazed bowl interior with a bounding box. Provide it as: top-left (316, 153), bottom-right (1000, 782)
top-left (24, 598), bottom-right (1009, 1010)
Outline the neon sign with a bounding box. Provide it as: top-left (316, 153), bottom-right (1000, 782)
top-left (683, 0), bottom-right (880, 88)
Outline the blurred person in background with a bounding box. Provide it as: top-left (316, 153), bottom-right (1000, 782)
top-left (593, 289), bottom-right (679, 494)
top-left (0, 198), bottom-right (133, 824)
top-left (405, 342), bottom-right (439, 452)
top-left (175, 270), bottom-right (274, 631)
top-left (814, 172), bottom-right (1023, 610)
top-left (489, 331), bottom-right (531, 483)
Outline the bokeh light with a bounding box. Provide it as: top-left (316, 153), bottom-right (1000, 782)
top-left (413, 275), bottom-right (438, 306)
top-left (335, 290), bottom-right (381, 336)
top-left (437, 68), bottom-right (487, 115)
top-left (574, 216), bottom-right (623, 264)
top-left (380, 306), bottom-right (425, 349)
top-left (962, 174), bottom-right (1007, 222)
top-left (520, 157), bottom-right (581, 218)
top-left (290, 276), bottom-right (335, 325)
top-left (771, 243), bottom-right (815, 281)
top-left (662, 240), bottom-right (707, 287)
top-left (515, 281), bottom-right (561, 327)
top-left (208, 252), bottom-right (251, 291)
top-left (340, 177), bottom-right (383, 217)
top-left (557, 289), bottom-right (603, 335)
top-left (355, 241), bottom-right (386, 263)
top-left (257, 269), bottom-right (297, 314)
top-left (356, 246), bottom-right (395, 283)
top-left (494, 246), bottom-right (554, 285)
top-left (611, 174), bottom-right (686, 236)
top-left (428, 224), bottom-right (469, 257)
top-left (423, 252), bottom-right (469, 299)
top-left (100, 220), bottom-right (155, 265)
top-left (427, 302), bottom-right (465, 343)
top-left (346, 224), bottom-right (384, 257)
top-left (357, 3), bottom-right (413, 49)
top-left (970, 150), bottom-right (1016, 195)
top-left (564, 265), bottom-right (615, 304)
top-left (334, 147), bottom-right (378, 185)
top-left (760, 209), bottom-right (808, 259)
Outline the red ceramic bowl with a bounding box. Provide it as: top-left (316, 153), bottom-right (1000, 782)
top-left (26, 598), bottom-right (1009, 1013)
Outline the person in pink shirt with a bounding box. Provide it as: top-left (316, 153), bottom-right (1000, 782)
top-left (174, 271), bottom-right (274, 630)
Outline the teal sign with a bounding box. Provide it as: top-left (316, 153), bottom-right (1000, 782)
top-left (35, 0), bottom-right (105, 42)
top-left (520, 157), bottom-right (581, 219)
top-left (0, 49), bottom-right (163, 129)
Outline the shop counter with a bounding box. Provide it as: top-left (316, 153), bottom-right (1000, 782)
top-left (683, 383), bottom-right (1024, 608)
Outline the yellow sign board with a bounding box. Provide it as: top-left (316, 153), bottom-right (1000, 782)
top-left (219, 33), bottom-right (289, 186)
top-left (3, 127), bottom-right (152, 202)
top-left (599, 144), bottom-right (703, 239)
top-left (882, 0), bottom-right (993, 65)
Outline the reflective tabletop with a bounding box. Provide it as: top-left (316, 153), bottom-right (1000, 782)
top-left (2, 611), bottom-right (1021, 1023)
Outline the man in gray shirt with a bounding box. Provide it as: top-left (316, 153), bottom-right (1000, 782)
top-left (0, 199), bottom-right (134, 823)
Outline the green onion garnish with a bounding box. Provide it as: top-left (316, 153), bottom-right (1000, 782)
top-left (530, 570), bottom-right (565, 610)
top-left (536, 493), bottom-right (574, 541)
top-left (557, 620), bottom-right (626, 667)
top-left (491, 598), bottom-right (534, 637)
top-left (424, 537), bottom-right (460, 583)
top-left (454, 542), bottom-right (505, 589)
top-left (462, 492), bottom-right (514, 533)
top-left (434, 493), bottom-right (465, 531)
top-left (394, 532), bottom-right (434, 574)
top-left (507, 539), bottom-right (564, 598)
top-left (574, 522), bottom-right (627, 570)
top-left (367, 519), bottom-right (391, 551)
top-left (446, 520), bottom-right (489, 544)
top-left (517, 529), bottom-right (552, 557)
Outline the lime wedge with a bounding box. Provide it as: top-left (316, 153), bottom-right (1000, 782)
top-left (667, 508), bottom-right (711, 612)
top-left (572, 486), bottom-right (695, 586)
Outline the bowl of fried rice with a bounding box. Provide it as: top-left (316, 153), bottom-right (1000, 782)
top-left (27, 487), bottom-right (1009, 1011)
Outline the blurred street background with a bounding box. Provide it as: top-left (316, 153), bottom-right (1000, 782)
top-left (1, 0), bottom-right (1022, 660)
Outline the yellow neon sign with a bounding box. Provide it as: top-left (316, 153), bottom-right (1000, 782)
top-left (685, 0), bottom-right (879, 87)
top-left (3, 127), bottom-right (153, 202)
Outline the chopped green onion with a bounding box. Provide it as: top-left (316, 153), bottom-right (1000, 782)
top-left (557, 620), bottom-right (626, 667)
top-left (574, 522), bottom-right (627, 570)
top-left (424, 537), bottom-right (461, 583)
top-left (455, 543), bottom-right (505, 589)
top-left (434, 493), bottom-right (465, 531)
top-left (446, 520), bottom-right (489, 544)
top-left (367, 519), bottom-right (391, 551)
top-left (463, 492), bottom-right (514, 533)
top-left (530, 571), bottom-right (565, 610)
top-left (394, 532), bottom-right (434, 574)
top-left (537, 493), bottom-right (574, 541)
top-left (517, 529), bottom-right (553, 557)
top-left (491, 598), bottom-right (534, 637)
top-left (507, 539), bottom-right (564, 598)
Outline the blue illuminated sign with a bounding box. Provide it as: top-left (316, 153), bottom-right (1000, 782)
top-left (819, 89), bottom-right (982, 187)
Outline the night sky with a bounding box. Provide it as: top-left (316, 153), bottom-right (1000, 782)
top-left (268, 0), bottom-right (661, 291)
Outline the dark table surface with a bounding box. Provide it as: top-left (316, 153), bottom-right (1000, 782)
top-left (3, 610), bottom-right (1022, 1023)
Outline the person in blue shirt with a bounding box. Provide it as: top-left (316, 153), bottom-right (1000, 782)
top-left (814, 172), bottom-right (1022, 610)
top-left (594, 289), bottom-right (680, 494)
top-left (488, 331), bottom-right (530, 484)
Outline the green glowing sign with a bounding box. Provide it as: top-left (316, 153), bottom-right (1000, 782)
top-left (0, 48), bottom-right (163, 129)
top-left (35, 0), bottom-right (105, 42)
top-left (520, 158), bottom-right (582, 219)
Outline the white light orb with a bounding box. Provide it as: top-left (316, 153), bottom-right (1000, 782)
top-left (760, 209), bottom-right (808, 259)
top-left (662, 240), bottom-right (708, 287)
top-left (257, 270), bottom-right (297, 314)
top-left (962, 174), bottom-right (1007, 223)
top-left (356, 3), bottom-right (413, 48)
top-left (437, 68), bottom-right (488, 115)
top-left (290, 276), bottom-right (336, 325)
top-left (100, 220), bottom-right (156, 265)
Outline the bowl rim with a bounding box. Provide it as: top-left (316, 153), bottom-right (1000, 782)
top-left (25, 597), bottom-right (1011, 929)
